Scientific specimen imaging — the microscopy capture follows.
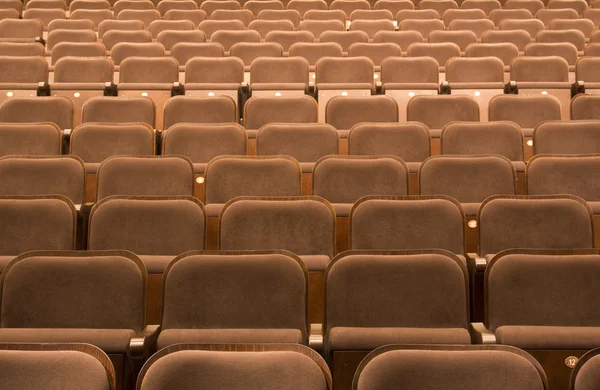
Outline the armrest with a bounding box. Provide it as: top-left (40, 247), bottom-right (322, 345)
top-left (470, 322), bottom-right (496, 344)
top-left (129, 325), bottom-right (161, 359)
top-left (467, 253), bottom-right (488, 273)
top-left (309, 323), bottom-right (323, 353)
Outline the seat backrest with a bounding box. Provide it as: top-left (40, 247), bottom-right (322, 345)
top-left (288, 0), bottom-right (327, 16)
top-left (373, 30), bottom-right (422, 51)
top-left (205, 156), bottom-right (302, 204)
top-left (527, 154), bottom-right (600, 201)
top-left (489, 8), bottom-right (532, 26)
top-left (419, 155), bottom-right (516, 203)
top-left (0, 195), bottom-right (76, 256)
top-left (499, 18), bottom-right (544, 37)
top-left (117, 9), bottom-right (160, 27)
top-left (536, 8), bottom-right (578, 26)
top-left (478, 195), bottom-right (594, 255)
top-left (54, 56), bottom-right (113, 83)
top-left (0, 250), bottom-right (146, 331)
top-left (264, 31), bottom-right (314, 53)
top-left (0, 96), bottom-right (73, 130)
top-left (82, 96), bottom-right (155, 127)
top-left (0, 42), bottom-right (45, 57)
top-left (304, 10), bottom-right (347, 22)
top-left (219, 196), bottom-right (335, 258)
top-left (88, 196), bottom-right (205, 255)
top-left (349, 19), bottom-right (395, 39)
top-left (510, 56), bottom-right (569, 82)
top-left (407, 95), bottom-right (479, 130)
top-left (572, 348), bottom-right (600, 390)
top-left (489, 95), bottom-right (561, 129)
top-left (161, 250), bottom-right (308, 340)
top-left (172, 42), bottom-right (224, 65)
top-left (482, 29), bottom-right (531, 51)
top-left (326, 95), bottom-right (398, 131)
top-left (0, 19), bottom-right (42, 38)
top-left (298, 20), bottom-right (346, 39)
top-left (162, 123), bottom-right (246, 163)
top-left (256, 123), bottom-right (339, 163)
top-left (445, 56), bottom-right (504, 83)
top-left (110, 42), bottom-right (164, 65)
top-left (210, 9), bottom-right (253, 26)
top-left (419, 0), bottom-right (458, 14)
top-left (197, 20), bottom-right (244, 39)
top-left (137, 344), bottom-right (331, 390)
top-left (571, 94), bottom-right (600, 121)
top-left (250, 56), bottom-right (309, 85)
top-left (51, 42), bottom-right (106, 65)
top-left (46, 28), bottom-right (96, 51)
top-left (244, 95), bottom-right (318, 130)
top-left (200, 0), bottom-right (240, 15)
top-left (313, 156), bottom-right (408, 204)
top-left (119, 57), bottom-right (178, 84)
top-left (441, 121), bottom-right (523, 161)
top-left (399, 19), bottom-right (445, 37)
top-left (318, 30), bottom-right (370, 52)
top-left (96, 156), bottom-right (194, 200)
top-left (156, 30), bottom-right (206, 51)
top-left (464, 43), bottom-right (519, 66)
top-left (397, 9), bottom-right (439, 21)
top-left (230, 42), bottom-right (283, 66)
top-left (505, 0), bottom-right (544, 14)
top-left (427, 30), bottom-right (477, 51)
top-left (0, 156), bottom-right (85, 204)
top-left (349, 196), bottom-right (466, 255)
top-left (330, 0), bottom-right (370, 17)
top-left (257, 9), bottom-right (301, 28)
top-left (380, 56), bottom-right (439, 84)
top-left (163, 96), bottom-right (237, 129)
top-left (288, 42), bottom-right (343, 66)
top-left (315, 56), bottom-right (375, 85)
top-left (549, 18), bottom-right (594, 37)
top-left (0, 123), bottom-right (61, 157)
top-left (185, 57), bottom-right (243, 84)
top-left (536, 29), bottom-right (585, 51)
top-left (447, 19), bottom-right (495, 39)
top-left (486, 249), bottom-right (600, 332)
top-left (0, 55), bottom-right (47, 83)
top-left (0, 343), bottom-right (116, 390)
top-left (350, 9), bottom-right (394, 20)
top-left (443, 8), bottom-right (486, 24)
top-left (98, 19), bottom-right (145, 37)
top-left (249, 19), bottom-right (295, 39)
top-left (157, 0), bottom-right (196, 16)
top-left (533, 120), bottom-right (600, 154)
top-left (211, 30), bottom-right (261, 52)
top-left (347, 42), bottom-right (402, 66)
top-left (576, 57), bottom-right (600, 82)
top-left (354, 345), bottom-right (547, 390)
top-left (164, 9), bottom-right (208, 27)
top-left (462, 0), bottom-right (501, 15)
top-left (406, 42), bottom-right (461, 68)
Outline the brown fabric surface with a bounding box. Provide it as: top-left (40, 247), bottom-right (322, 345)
top-left (211, 9), bottom-right (253, 26)
top-left (171, 42), bottom-right (224, 65)
top-left (407, 42), bottom-right (461, 68)
top-left (326, 95), bottom-right (397, 131)
top-left (400, 19), bottom-right (444, 38)
top-left (577, 57), bottom-right (600, 83)
top-left (0, 349), bottom-right (111, 390)
top-left (98, 19), bottom-right (145, 38)
top-left (244, 95), bottom-right (317, 130)
top-left (200, 0), bottom-right (241, 15)
top-left (185, 57), bottom-right (243, 84)
top-left (381, 56), bottom-right (439, 84)
top-left (249, 19), bottom-right (294, 39)
top-left (230, 42), bottom-right (283, 66)
top-left (205, 156), bottom-right (301, 204)
top-left (101, 30), bottom-right (152, 51)
top-left (574, 354), bottom-right (600, 390)
top-left (347, 42), bottom-right (401, 66)
top-left (0, 42), bottom-right (45, 56)
top-left (50, 42), bottom-right (106, 65)
top-left (163, 123), bottom-right (246, 164)
top-left (505, 0), bottom-right (544, 15)
top-left (420, 155), bottom-right (515, 203)
top-left (420, 0), bottom-right (458, 14)
top-left (0, 56), bottom-right (47, 83)
top-left (448, 19), bottom-right (495, 39)
top-left (349, 20), bottom-right (395, 39)
top-left (489, 8), bottom-right (532, 26)
top-left (533, 120), bottom-right (600, 154)
top-left (500, 18), bottom-right (544, 37)
top-left (257, 9), bottom-right (301, 28)
top-left (89, 196), bottom-right (205, 255)
top-left (140, 350), bottom-right (327, 390)
top-left (0, 156), bottom-right (85, 204)
top-left (329, 327), bottom-right (471, 350)
top-left (316, 56), bottom-right (374, 86)
top-left (119, 57), bottom-right (178, 84)
top-left (444, 8), bottom-right (486, 24)
top-left (348, 122), bottom-right (430, 161)
top-left (0, 96), bottom-right (73, 130)
top-left (157, 0), bottom-right (196, 16)
top-left (511, 56), bottom-right (570, 82)
top-left (164, 9), bottom-right (208, 27)
top-left (289, 0), bottom-right (327, 16)
top-left (288, 42), bottom-right (343, 66)
top-left (397, 9), bottom-right (440, 22)
top-left (110, 42), bottom-right (164, 66)
top-left (70, 122), bottom-right (154, 166)
top-left (211, 30), bottom-right (260, 52)
top-left (161, 252), bottom-right (307, 342)
top-left (69, 9), bottom-right (111, 27)
top-left (53, 57), bottom-right (113, 83)
top-left (96, 156), bottom-right (194, 199)
top-left (256, 123), bottom-right (338, 162)
top-left (117, 9), bottom-right (160, 28)
top-left (428, 30), bottom-right (477, 51)
top-left (538, 29), bottom-right (586, 51)
top-left (407, 95), bottom-right (479, 130)
top-left (0, 19), bottom-right (42, 39)
top-left (82, 96), bottom-right (155, 127)
top-left (350, 197), bottom-right (465, 254)
top-left (23, 9), bottom-right (66, 29)
top-left (446, 57), bottom-right (504, 83)
top-left (373, 30), bottom-right (422, 51)
top-left (163, 96), bottom-right (237, 129)
top-left (46, 28), bottom-right (96, 51)
top-left (524, 42), bottom-right (578, 66)
top-left (313, 156), bottom-right (408, 203)
top-left (482, 29), bottom-right (531, 51)
top-left (478, 197), bottom-right (594, 255)
top-left (157, 30), bottom-right (205, 51)
top-left (197, 20), bottom-right (244, 39)
top-left (537, 8), bottom-right (578, 26)
top-left (265, 31), bottom-right (314, 52)
top-left (462, 0), bottom-right (501, 15)
top-left (0, 329), bottom-right (136, 353)
top-left (356, 349), bottom-right (545, 390)
top-left (250, 57), bottom-right (309, 84)
top-left (488, 94), bottom-right (561, 129)
top-left (496, 326), bottom-right (600, 349)
top-left (441, 121), bottom-right (524, 161)
top-left (464, 43), bottom-right (519, 66)
top-left (571, 95), bottom-right (600, 120)
top-left (0, 123), bottom-right (61, 157)
top-left (330, 0), bottom-right (369, 17)
top-left (157, 329), bottom-right (303, 349)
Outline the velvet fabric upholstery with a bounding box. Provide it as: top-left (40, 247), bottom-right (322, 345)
top-left (211, 10), bottom-right (253, 27)
top-left (162, 123), bottom-right (246, 170)
top-left (288, 0), bottom-right (327, 16)
top-left (443, 8), bottom-right (486, 24)
top-left (22, 9), bottom-right (66, 29)
top-left (0, 123), bottom-right (61, 157)
top-left (0, 156), bottom-right (85, 204)
top-left (98, 19), bottom-right (145, 38)
top-left (164, 9), bottom-right (208, 27)
top-left (478, 196), bottom-right (594, 256)
top-left (420, 0), bottom-right (458, 14)
top-left (347, 43), bottom-right (402, 66)
top-left (355, 345), bottom-right (546, 390)
top-left (0, 42), bottom-right (45, 56)
top-left (245, 0), bottom-right (284, 14)
top-left (147, 20), bottom-right (194, 39)
top-left (537, 8), bottom-right (578, 26)
top-left (88, 196), bottom-right (205, 272)
top-left (51, 42), bottom-right (106, 65)
top-left (163, 96), bottom-right (236, 129)
top-left (250, 57), bottom-right (309, 85)
top-left (110, 42), bottom-right (164, 66)
top-left (349, 20), bottom-right (395, 39)
top-left (464, 43), bottom-right (519, 66)
top-left (256, 123), bottom-right (339, 164)
top-left (505, 0), bottom-right (544, 15)
top-left (265, 31), bottom-right (314, 53)
top-left (46, 28), bottom-right (96, 51)
top-left (552, 18), bottom-right (595, 37)
top-left (500, 17), bottom-right (544, 34)
top-left (548, 0), bottom-right (588, 14)
top-left (350, 196), bottom-right (466, 255)
top-left (185, 57), bottom-right (243, 84)
top-left (219, 196), bottom-right (335, 271)
top-left (96, 156), bottom-right (194, 200)
top-left (0, 196), bottom-right (76, 262)
top-left (407, 95), bottom-right (479, 130)
top-left (399, 20), bottom-right (445, 38)
top-left (0, 347), bottom-right (112, 390)
top-left (249, 20), bottom-right (295, 39)
top-left (157, 0), bottom-right (196, 16)
top-left (257, 10), bottom-right (301, 28)
top-left (397, 9), bottom-right (439, 22)
top-left (374, 0), bottom-right (414, 16)
top-left (0, 96), bottom-right (73, 130)
top-left (445, 57), bottom-right (503, 84)
top-left (82, 96), bottom-right (155, 127)
top-left (420, 155), bottom-right (516, 204)
top-left (489, 8), bottom-right (532, 26)
top-left (0, 251), bottom-right (145, 334)
top-left (319, 31), bottom-right (369, 52)
top-left (205, 156), bottom-right (301, 206)
top-left (69, 10), bottom-right (112, 28)
top-left (171, 42), bottom-right (224, 65)
top-left (326, 96), bottom-right (398, 131)
top-left (538, 29), bottom-right (586, 51)
top-left (373, 31), bottom-right (423, 51)
top-left (448, 19), bottom-right (495, 39)
top-left (533, 120), bottom-right (600, 154)
top-left (158, 251), bottom-right (308, 348)
top-left (381, 56), bottom-right (439, 85)
top-left (428, 30), bottom-right (477, 52)
top-left (0, 56), bottom-right (47, 83)
top-left (462, 0), bottom-right (501, 15)
top-left (576, 57), bottom-right (600, 82)
top-left (288, 42), bottom-right (343, 66)
top-left (441, 121), bottom-right (524, 161)
top-left (325, 251), bottom-right (470, 353)
top-left (156, 30), bottom-right (205, 51)
top-left (139, 349), bottom-right (328, 390)
top-left (571, 95), bottom-right (600, 120)
top-left (486, 250), bottom-right (600, 349)
top-left (574, 352), bottom-right (600, 390)
top-left (0, 19), bottom-right (42, 39)
top-left (488, 95), bottom-right (561, 129)
top-left (244, 95), bottom-right (318, 130)
top-left (211, 30), bottom-right (260, 52)
top-left (70, 123), bottom-right (154, 173)
top-left (200, 0), bottom-right (240, 15)
top-left (524, 43), bottom-right (578, 66)
top-left (407, 42), bottom-right (461, 69)
top-left (54, 57), bottom-right (113, 83)
top-left (330, 0), bottom-right (370, 17)
top-left (482, 29), bottom-right (531, 51)
top-left (230, 42), bottom-right (283, 67)
top-left (197, 20), bottom-right (244, 39)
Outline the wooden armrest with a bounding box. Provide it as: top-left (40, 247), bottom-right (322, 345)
top-left (470, 322), bottom-right (496, 345)
top-left (129, 325), bottom-right (161, 359)
top-left (467, 253), bottom-right (488, 272)
top-left (309, 323), bottom-right (323, 353)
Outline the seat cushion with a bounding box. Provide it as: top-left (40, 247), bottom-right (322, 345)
top-left (0, 328), bottom-right (136, 354)
top-left (157, 328), bottom-right (303, 349)
top-left (327, 326), bottom-right (471, 351)
top-left (495, 326), bottom-right (600, 349)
